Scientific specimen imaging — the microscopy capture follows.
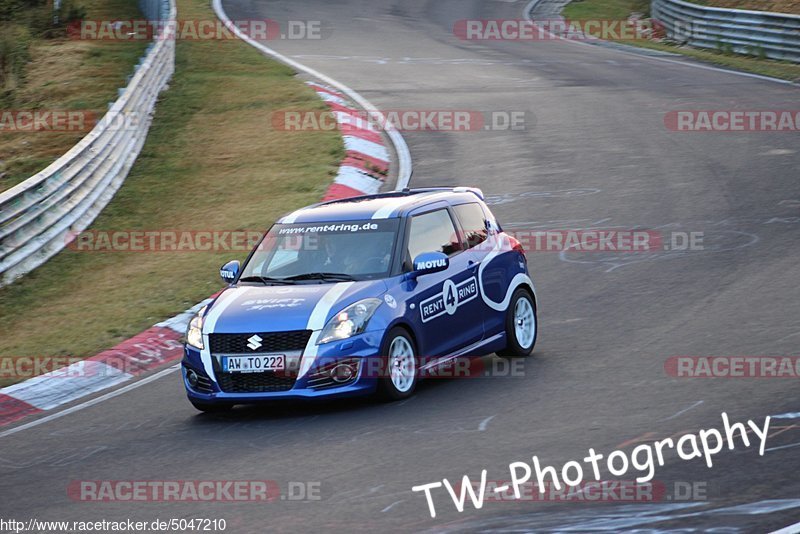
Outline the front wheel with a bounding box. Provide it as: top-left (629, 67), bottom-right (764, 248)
top-left (377, 327), bottom-right (418, 401)
top-left (497, 288), bottom-right (537, 358)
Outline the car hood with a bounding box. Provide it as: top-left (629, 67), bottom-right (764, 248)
top-left (204, 280), bottom-right (388, 334)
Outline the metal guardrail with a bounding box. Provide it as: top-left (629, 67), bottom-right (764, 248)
top-left (651, 0), bottom-right (800, 62)
top-left (0, 0), bottom-right (176, 287)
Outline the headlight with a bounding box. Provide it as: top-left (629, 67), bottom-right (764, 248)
top-left (318, 298), bottom-right (381, 345)
top-left (185, 306), bottom-right (207, 349)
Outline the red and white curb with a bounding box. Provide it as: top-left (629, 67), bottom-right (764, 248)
top-left (0, 298), bottom-right (213, 428)
top-left (306, 82), bottom-right (390, 200)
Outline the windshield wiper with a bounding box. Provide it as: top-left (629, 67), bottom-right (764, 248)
top-left (238, 275), bottom-right (296, 285)
top-left (284, 272), bottom-right (357, 282)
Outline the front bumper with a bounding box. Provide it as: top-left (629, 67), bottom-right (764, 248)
top-left (182, 330), bottom-right (383, 404)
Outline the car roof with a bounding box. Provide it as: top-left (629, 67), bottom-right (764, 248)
top-left (277, 187), bottom-right (485, 224)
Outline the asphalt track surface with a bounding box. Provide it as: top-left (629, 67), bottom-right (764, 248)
top-left (2, 0), bottom-right (799, 532)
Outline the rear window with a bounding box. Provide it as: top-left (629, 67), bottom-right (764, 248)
top-left (453, 203), bottom-right (489, 249)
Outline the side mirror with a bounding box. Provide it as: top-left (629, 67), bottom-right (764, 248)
top-left (220, 260), bottom-right (240, 284)
top-left (411, 251), bottom-right (449, 278)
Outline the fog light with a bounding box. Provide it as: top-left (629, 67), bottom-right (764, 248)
top-left (330, 364), bottom-right (355, 383)
top-left (186, 369), bottom-right (199, 388)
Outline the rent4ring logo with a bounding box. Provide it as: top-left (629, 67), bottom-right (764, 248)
top-left (420, 277), bottom-right (479, 323)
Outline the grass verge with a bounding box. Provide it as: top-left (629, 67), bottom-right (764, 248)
top-left (0, 0), bottom-right (343, 386)
top-left (0, 0), bottom-right (149, 192)
top-left (561, 0), bottom-right (800, 81)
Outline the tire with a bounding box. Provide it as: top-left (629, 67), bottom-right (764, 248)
top-left (377, 326), bottom-right (419, 401)
top-left (190, 400), bottom-right (233, 413)
top-left (497, 287), bottom-right (537, 358)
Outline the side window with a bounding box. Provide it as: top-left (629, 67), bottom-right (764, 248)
top-left (453, 203), bottom-right (489, 249)
top-left (407, 209), bottom-right (461, 261)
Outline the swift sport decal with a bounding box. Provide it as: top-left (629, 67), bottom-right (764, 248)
top-left (242, 298), bottom-right (306, 311)
top-left (420, 277), bottom-right (479, 323)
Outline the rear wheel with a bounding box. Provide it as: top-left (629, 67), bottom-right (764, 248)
top-left (377, 327), bottom-right (418, 401)
top-left (497, 288), bottom-right (537, 358)
top-left (190, 400), bottom-right (233, 413)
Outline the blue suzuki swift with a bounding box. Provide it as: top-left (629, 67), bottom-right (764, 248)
top-left (182, 187), bottom-right (538, 412)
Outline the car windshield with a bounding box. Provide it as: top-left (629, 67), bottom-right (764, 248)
top-left (240, 219), bottom-right (400, 281)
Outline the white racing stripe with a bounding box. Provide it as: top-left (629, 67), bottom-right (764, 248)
top-left (201, 288), bottom-right (246, 380)
top-left (371, 195), bottom-right (420, 219)
top-left (298, 282), bottom-right (355, 379)
top-left (281, 210), bottom-right (308, 224)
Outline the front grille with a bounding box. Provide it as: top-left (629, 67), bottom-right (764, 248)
top-left (209, 330), bottom-right (309, 393)
top-left (216, 372), bottom-right (296, 393)
top-left (209, 330), bottom-right (312, 354)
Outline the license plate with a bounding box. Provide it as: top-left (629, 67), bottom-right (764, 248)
top-left (222, 354), bottom-right (286, 373)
